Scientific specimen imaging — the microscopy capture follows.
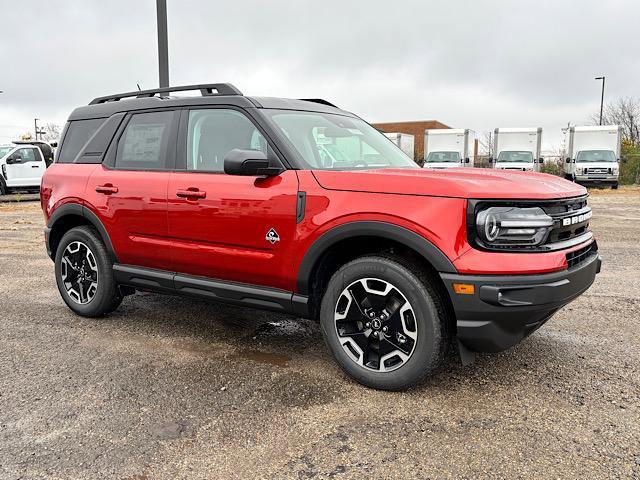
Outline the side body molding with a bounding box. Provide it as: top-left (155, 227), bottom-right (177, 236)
top-left (46, 203), bottom-right (118, 262)
top-left (296, 220), bottom-right (457, 295)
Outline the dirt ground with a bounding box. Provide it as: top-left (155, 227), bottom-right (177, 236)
top-left (0, 188), bottom-right (639, 479)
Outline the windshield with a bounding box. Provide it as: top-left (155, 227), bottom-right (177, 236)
top-left (0, 146), bottom-right (13, 158)
top-left (576, 150), bottom-right (616, 162)
top-left (264, 110), bottom-right (418, 170)
top-left (496, 151), bottom-right (534, 163)
top-left (425, 151), bottom-right (460, 163)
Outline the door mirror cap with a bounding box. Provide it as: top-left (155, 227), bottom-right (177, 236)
top-left (539, 157), bottom-right (544, 163)
top-left (5, 156), bottom-right (18, 165)
top-left (488, 157), bottom-right (494, 163)
top-left (464, 157), bottom-right (470, 163)
top-left (224, 149), bottom-right (282, 176)
top-left (565, 157), bottom-right (571, 163)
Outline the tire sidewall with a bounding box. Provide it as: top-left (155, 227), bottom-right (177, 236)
top-left (320, 257), bottom-right (442, 390)
top-left (54, 227), bottom-right (115, 317)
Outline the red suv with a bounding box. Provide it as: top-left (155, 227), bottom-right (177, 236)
top-left (41, 84), bottom-right (601, 390)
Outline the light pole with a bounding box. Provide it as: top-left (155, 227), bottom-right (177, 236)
top-left (595, 76), bottom-right (605, 125)
top-left (157, 0), bottom-right (169, 88)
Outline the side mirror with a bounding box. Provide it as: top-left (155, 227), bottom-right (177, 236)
top-left (224, 149), bottom-right (281, 176)
top-left (539, 158), bottom-right (544, 163)
top-left (5, 156), bottom-right (19, 165)
top-left (565, 157), bottom-right (571, 164)
top-left (488, 157), bottom-right (494, 163)
top-left (464, 157), bottom-right (470, 163)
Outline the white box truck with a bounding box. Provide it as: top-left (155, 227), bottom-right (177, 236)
top-left (491, 127), bottom-right (543, 172)
top-left (423, 129), bottom-right (476, 169)
top-left (384, 132), bottom-right (415, 159)
top-left (564, 125), bottom-right (621, 189)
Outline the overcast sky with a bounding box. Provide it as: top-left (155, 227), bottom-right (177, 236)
top-left (1, 0), bottom-right (639, 151)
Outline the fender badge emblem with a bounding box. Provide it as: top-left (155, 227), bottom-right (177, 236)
top-left (266, 228), bottom-right (280, 244)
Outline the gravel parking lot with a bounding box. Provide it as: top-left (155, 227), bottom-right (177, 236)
top-left (1, 189), bottom-right (639, 479)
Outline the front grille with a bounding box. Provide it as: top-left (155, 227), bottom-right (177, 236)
top-left (543, 196), bottom-right (591, 245)
top-left (586, 167), bottom-right (611, 175)
top-left (566, 241), bottom-right (598, 268)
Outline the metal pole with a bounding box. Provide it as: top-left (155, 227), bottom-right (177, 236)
top-left (156, 0), bottom-right (169, 88)
top-left (34, 118), bottom-right (39, 141)
top-left (595, 76), bottom-right (605, 125)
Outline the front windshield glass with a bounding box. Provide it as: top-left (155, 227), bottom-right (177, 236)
top-left (497, 151), bottom-right (534, 163)
top-left (264, 110), bottom-right (418, 170)
top-left (576, 150), bottom-right (616, 162)
top-left (0, 146), bottom-right (13, 158)
top-left (425, 151), bottom-right (460, 163)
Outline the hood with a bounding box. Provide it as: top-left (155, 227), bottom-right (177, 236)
top-left (312, 168), bottom-right (586, 200)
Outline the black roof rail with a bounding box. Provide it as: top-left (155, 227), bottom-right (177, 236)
top-left (299, 98), bottom-right (338, 108)
top-left (89, 83), bottom-right (243, 105)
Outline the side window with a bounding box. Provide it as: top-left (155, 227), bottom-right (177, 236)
top-left (17, 148), bottom-right (36, 162)
top-left (186, 109), bottom-right (269, 172)
top-left (115, 111), bottom-right (174, 170)
top-left (57, 118), bottom-right (106, 163)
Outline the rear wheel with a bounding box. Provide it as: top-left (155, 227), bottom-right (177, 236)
top-left (320, 256), bottom-right (449, 390)
top-left (54, 226), bottom-right (122, 317)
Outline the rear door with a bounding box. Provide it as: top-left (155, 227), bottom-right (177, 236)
top-left (84, 109), bottom-right (178, 270)
top-left (4, 147), bottom-right (45, 187)
top-left (167, 107), bottom-right (299, 290)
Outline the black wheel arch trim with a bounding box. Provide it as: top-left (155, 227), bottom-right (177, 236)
top-left (296, 220), bottom-right (457, 295)
top-left (46, 203), bottom-right (118, 262)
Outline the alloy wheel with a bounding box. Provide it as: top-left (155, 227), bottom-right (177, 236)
top-left (334, 278), bottom-right (418, 372)
top-left (60, 241), bottom-right (99, 304)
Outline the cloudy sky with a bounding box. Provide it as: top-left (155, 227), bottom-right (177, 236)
top-left (1, 0), bottom-right (639, 151)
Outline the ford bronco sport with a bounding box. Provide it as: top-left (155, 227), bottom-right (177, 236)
top-left (41, 83), bottom-right (601, 390)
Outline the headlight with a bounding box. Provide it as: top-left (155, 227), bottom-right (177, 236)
top-left (476, 206), bottom-right (553, 247)
top-left (613, 168), bottom-right (619, 175)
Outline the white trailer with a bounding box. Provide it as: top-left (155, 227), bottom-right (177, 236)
top-left (492, 127), bottom-right (543, 172)
top-left (384, 132), bottom-right (415, 160)
top-left (564, 125), bottom-right (621, 188)
top-left (423, 129), bottom-right (476, 169)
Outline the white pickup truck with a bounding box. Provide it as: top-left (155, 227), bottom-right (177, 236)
top-left (564, 125), bottom-right (621, 189)
top-left (0, 143), bottom-right (48, 194)
top-left (491, 127), bottom-right (543, 172)
top-left (423, 129), bottom-right (475, 169)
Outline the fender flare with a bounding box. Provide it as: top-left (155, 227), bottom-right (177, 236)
top-left (46, 203), bottom-right (118, 262)
top-left (296, 220), bottom-right (457, 295)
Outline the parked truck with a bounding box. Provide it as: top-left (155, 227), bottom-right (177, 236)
top-left (564, 125), bottom-right (621, 189)
top-left (423, 129), bottom-right (475, 169)
top-left (384, 132), bottom-right (415, 160)
top-left (491, 127), bottom-right (543, 172)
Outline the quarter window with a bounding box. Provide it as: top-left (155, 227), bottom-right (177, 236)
top-left (115, 111), bottom-right (174, 170)
top-left (186, 109), bottom-right (269, 172)
top-left (57, 118), bottom-right (105, 163)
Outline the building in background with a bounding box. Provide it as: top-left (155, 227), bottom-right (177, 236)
top-left (372, 120), bottom-right (450, 162)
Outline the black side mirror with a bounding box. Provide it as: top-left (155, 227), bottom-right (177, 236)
top-left (224, 149), bottom-right (281, 176)
top-left (5, 156), bottom-right (19, 165)
top-left (565, 157), bottom-right (571, 164)
top-left (464, 157), bottom-right (470, 163)
top-left (488, 157), bottom-right (494, 163)
top-left (539, 158), bottom-right (544, 163)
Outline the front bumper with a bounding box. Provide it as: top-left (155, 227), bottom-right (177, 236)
top-left (440, 249), bottom-right (601, 352)
top-left (575, 175), bottom-right (618, 186)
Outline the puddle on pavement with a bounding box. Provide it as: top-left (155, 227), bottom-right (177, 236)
top-left (233, 348), bottom-right (291, 367)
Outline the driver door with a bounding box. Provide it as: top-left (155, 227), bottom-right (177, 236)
top-left (4, 147), bottom-right (45, 187)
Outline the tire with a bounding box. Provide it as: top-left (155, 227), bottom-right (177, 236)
top-left (320, 255), bottom-right (450, 391)
top-left (54, 225), bottom-right (122, 317)
top-left (612, 183), bottom-right (619, 190)
top-left (0, 177), bottom-right (7, 195)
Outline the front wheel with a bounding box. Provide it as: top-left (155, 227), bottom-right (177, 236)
top-left (54, 225), bottom-right (122, 317)
top-left (320, 256), bottom-right (450, 390)
top-left (612, 183), bottom-right (619, 190)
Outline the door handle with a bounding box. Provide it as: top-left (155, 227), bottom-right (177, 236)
top-left (31, 165), bottom-right (41, 168)
top-left (176, 188), bottom-right (206, 199)
top-left (95, 184), bottom-right (119, 194)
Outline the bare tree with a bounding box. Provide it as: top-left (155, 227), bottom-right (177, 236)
top-left (42, 123), bottom-right (61, 143)
top-left (591, 97), bottom-right (640, 145)
top-left (479, 131), bottom-right (494, 157)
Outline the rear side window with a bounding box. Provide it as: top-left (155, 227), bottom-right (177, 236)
top-left (115, 111), bottom-right (174, 170)
top-left (57, 118), bottom-right (105, 163)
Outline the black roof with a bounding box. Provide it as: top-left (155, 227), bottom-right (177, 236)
top-left (68, 83), bottom-right (352, 121)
